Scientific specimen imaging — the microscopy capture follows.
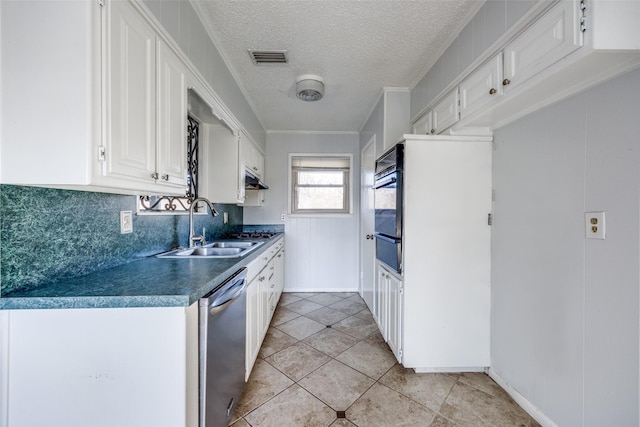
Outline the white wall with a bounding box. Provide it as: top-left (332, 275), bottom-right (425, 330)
top-left (244, 133), bottom-right (361, 292)
top-left (491, 68), bottom-right (640, 426)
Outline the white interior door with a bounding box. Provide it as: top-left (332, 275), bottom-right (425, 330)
top-left (360, 137), bottom-right (376, 310)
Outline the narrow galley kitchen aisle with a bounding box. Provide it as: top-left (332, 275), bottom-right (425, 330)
top-left (231, 292), bottom-right (539, 427)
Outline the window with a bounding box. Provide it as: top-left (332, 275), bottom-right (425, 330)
top-left (291, 155), bottom-right (351, 214)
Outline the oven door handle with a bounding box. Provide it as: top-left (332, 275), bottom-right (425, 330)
top-left (373, 175), bottom-right (397, 189)
top-left (373, 233), bottom-right (401, 243)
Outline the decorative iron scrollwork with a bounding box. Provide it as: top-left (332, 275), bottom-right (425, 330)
top-left (138, 116), bottom-right (200, 213)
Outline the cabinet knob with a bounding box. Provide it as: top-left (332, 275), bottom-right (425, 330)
top-left (151, 172), bottom-right (159, 180)
top-left (430, 129), bottom-right (435, 134)
top-left (502, 78), bottom-right (511, 86)
top-left (489, 88), bottom-right (497, 95)
top-left (161, 174), bottom-right (169, 181)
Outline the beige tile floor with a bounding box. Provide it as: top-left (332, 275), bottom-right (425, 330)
top-left (232, 292), bottom-right (540, 427)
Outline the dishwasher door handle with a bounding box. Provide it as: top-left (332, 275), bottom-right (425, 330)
top-left (209, 279), bottom-right (247, 316)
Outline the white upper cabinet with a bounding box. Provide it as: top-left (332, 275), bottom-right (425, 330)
top-left (200, 121), bottom-right (242, 205)
top-left (431, 88), bottom-right (460, 134)
top-left (0, 0), bottom-right (190, 194)
top-left (105, 0), bottom-right (187, 192)
top-left (502, 0), bottom-right (582, 92)
top-left (156, 41), bottom-right (188, 187)
top-left (105, 1), bottom-right (157, 184)
top-left (241, 135), bottom-right (264, 179)
top-left (459, 53), bottom-right (503, 119)
top-left (413, 0), bottom-right (640, 133)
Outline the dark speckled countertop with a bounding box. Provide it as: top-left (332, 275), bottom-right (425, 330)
top-left (0, 235), bottom-right (283, 310)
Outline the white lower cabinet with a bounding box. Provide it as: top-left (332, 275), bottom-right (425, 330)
top-left (1, 305), bottom-right (199, 427)
top-left (245, 238), bottom-right (285, 380)
top-left (386, 270), bottom-right (403, 363)
top-left (375, 262), bottom-right (403, 363)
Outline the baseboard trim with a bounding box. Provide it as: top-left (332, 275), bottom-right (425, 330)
top-left (487, 368), bottom-right (558, 427)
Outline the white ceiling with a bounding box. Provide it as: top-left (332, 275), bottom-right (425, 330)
top-left (194, 0), bottom-right (482, 132)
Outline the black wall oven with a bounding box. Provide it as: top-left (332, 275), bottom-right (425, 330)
top-left (374, 143), bottom-right (403, 274)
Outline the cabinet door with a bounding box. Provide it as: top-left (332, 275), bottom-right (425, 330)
top-left (105, 0), bottom-right (157, 182)
top-left (241, 135), bottom-right (264, 178)
top-left (245, 278), bottom-right (260, 380)
top-left (432, 88), bottom-right (459, 134)
top-left (274, 248), bottom-right (285, 302)
top-left (156, 41), bottom-right (187, 188)
top-left (459, 53), bottom-right (503, 119)
top-left (375, 264), bottom-right (388, 339)
top-left (387, 273), bottom-right (403, 363)
top-left (201, 123), bottom-right (242, 204)
top-left (413, 111), bottom-right (434, 135)
top-left (503, 0), bottom-right (582, 91)
top-left (258, 270), bottom-right (270, 338)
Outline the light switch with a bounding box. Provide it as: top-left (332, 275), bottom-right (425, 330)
top-left (585, 212), bottom-right (605, 239)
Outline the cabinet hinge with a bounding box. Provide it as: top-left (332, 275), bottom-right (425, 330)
top-left (399, 287), bottom-right (404, 296)
top-left (97, 146), bottom-right (106, 162)
top-left (579, 0), bottom-right (587, 32)
top-left (488, 213), bottom-right (493, 226)
top-left (398, 349), bottom-right (403, 358)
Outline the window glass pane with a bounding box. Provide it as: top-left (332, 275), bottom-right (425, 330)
top-left (296, 187), bottom-right (345, 210)
top-left (297, 170), bottom-right (344, 185)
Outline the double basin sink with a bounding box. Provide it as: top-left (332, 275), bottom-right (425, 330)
top-left (157, 240), bottom-right (264, 259)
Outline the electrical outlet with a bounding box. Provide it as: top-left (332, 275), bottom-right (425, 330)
top-left (120, 211), bottom-right (133, 234)
top-left (223, 212), bottom-right (228, 224)
top-left (585, 211), bottom-right (605, 239)
top-left (281, 213), bottom-right (286, 221)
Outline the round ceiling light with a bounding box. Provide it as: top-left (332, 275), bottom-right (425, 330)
top-left (296, 75), bottom-right (324, 102)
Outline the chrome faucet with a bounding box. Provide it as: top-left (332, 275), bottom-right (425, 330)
top-left (189, 197), bottom-right (219, 248)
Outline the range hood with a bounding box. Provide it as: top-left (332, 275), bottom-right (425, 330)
top-left (245, 170), bottom-right (269, 190)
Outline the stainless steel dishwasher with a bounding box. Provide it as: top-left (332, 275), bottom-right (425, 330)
top-left (199, 267), bottom-right (248, 427)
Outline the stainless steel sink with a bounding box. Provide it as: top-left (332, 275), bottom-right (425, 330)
top-left (156, 240), bottom-right (264, 259)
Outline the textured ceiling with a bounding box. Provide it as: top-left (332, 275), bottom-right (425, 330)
top-left (195, 0), bottom-right (480, 132)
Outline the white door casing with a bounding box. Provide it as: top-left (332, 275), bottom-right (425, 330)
top-left (360, 136), bottom-right (376, 310)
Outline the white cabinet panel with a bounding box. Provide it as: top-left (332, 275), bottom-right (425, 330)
top-left (431, 88), bottom-right (460, 134)
top-left (241, 135), bottom-right (264, 178)
top-left (376, 262), bottom-right (403, 363)
top-left (387, 272), bottom-right (403, 363)
top-left (245, 276), bottom-right (260, 381)
top-left (374, 263), bottom-right (388, 339)
top-left (400, 134), bottom-right (492, 371)
top-left (201, 123), bottom-right (242, 204)
top-left (6, 307), bottom-right (192, 427)
top-left (459, 53), bottom-right (503, 119)
top-left (156, 41), bottom-right (188, 187)
top-left (503, 0), bottom-right (582, 91)
top-left (105, 0), bottom-right (157, 182)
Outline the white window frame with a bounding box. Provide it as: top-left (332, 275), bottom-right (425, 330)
top-left (288, 153), bottom-right (353, 216)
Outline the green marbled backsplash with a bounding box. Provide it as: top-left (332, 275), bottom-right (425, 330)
top-left (0, 185), bottom-right (242, 295)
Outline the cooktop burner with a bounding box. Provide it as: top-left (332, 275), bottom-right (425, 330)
top-left (227, 232), bottom-right (277, 239)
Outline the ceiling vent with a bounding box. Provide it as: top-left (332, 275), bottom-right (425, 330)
top-left (248, 50), bottom-right (288, 65)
